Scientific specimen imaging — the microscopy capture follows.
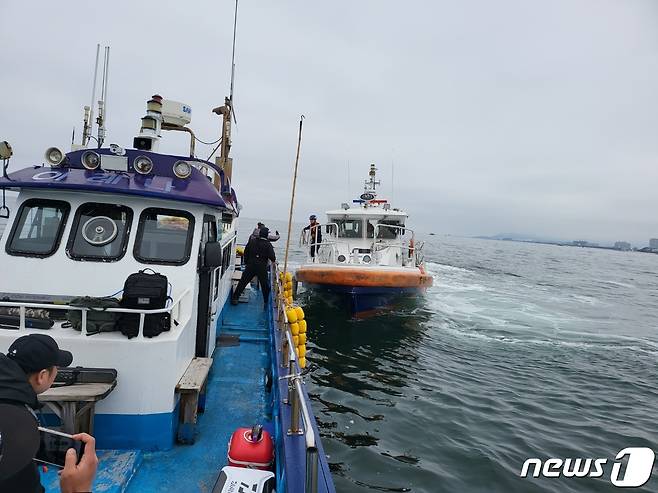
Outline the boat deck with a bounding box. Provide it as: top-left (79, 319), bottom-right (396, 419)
top-left (43, 286), bottom-right (271, 493)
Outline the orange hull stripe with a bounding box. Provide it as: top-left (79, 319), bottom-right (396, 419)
top-left (296, 267), bottom-right (433, 288)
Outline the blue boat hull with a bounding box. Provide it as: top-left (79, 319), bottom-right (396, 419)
top-left (306, 283), bottom-right (424, 316)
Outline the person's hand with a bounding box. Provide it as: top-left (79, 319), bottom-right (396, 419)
top-left (59, 433), bottom-right (98, 493)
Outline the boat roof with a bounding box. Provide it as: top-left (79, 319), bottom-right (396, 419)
top-left (0, 148), bottom-right (239, 213)
top-left (325, 207), bottom-right (407, 218)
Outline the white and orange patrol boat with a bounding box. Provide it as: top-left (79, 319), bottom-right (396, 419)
top-left (296, 164), bottom-right (432, 315)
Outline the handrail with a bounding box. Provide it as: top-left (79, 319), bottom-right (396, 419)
top-left (272, 263), bottom-right (320, 493)
top-left (372, 224), bottom-right (422, 266)
top-left (0, 288), bottom-right (191, 337)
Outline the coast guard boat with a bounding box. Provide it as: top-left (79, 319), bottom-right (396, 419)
top-left (0, 90), bottom-right (335, 492)
top-left (296, 164), bottom-right (432, 315)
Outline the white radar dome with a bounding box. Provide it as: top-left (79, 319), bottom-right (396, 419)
top-left (161, 100), bottom-right (192, 127)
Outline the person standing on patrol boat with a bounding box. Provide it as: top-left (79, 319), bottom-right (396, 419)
top-left (302, 214), bottom-right (322, 260)
top-left (231, 227), bottom-right (276, 307)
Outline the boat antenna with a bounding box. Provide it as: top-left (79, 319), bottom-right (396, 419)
top-left (97, 45), bottom-right (110, 148)
top-left (82, 44), bottom-right (101, 147)
top-left (283, 115), bottom-right (305, 278)
top-left (347, 160), bottom-right (351, 200)
top-left (391, 151), bottom-right (395, 203)
top-left (228, 0), bottom-right (239, 125)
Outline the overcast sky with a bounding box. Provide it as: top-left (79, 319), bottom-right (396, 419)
top-left (1, 0), bottom-right (657, 244)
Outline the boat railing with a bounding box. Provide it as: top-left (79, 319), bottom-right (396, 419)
top-left (372, 224), bottom-right (422, 266)
top-left (272, 264), bottom-right (323, 493)
top-left (0, 287), bottom-right (192, 338)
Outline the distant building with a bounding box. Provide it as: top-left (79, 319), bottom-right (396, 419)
top-left (614, 241), bottom-right (631, 251)
top-left (650, 238), bottom-right (658, 250)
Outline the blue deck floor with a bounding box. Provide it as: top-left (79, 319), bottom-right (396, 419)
top-left (45, 287), bottom-right (272, 493)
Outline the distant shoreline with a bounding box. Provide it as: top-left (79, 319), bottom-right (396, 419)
top-left (474, 236), bottom-right (658, 254)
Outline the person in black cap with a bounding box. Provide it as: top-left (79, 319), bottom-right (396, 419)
top-left (302, 214), bottom-right (322, 259)
top-left (250, 222), bottom-right (280, 242)
top-left (0, 334), bottom-right (98, 493)
top-left (232, 227), bottom-right (276, 308)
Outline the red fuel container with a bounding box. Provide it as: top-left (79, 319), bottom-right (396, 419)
top-left (227, 425), bottom-right (274, 470)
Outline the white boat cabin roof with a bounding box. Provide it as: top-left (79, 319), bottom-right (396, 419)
top-left (325, 207), bottom-right (407, 219)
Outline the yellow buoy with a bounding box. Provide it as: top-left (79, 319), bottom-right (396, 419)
top-left (290, 322), bottom-right (300, 335)
top-left (298, 319), bottom-right (307, 334)
top-left (298, 345), bottom-right (306, 358)
top-left (293, 335), bottom-right (299, 346)
top-left (286, 308), bottom-right (298, 323)
top-left (298, 333), bottom-right (307, 345)
top-left (285, 272), bottom-right (293, 282)
top-left (286, 297), bottom-right (293, 306)
top-left (285, 282), bottom-right (293, 292)
top-left (236, 246), bottom-right (245, 256)
top-left (295, 306), bottom-right (305, 320)
top-left (299, 357), bottom-right (306, 369)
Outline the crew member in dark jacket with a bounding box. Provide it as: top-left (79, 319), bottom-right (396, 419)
top-left (231, 227), bottom-right (276, 307)
top-left (0, 334), bottom-right (97, 493)
top-left (302, 214), bottom-right (322, 259)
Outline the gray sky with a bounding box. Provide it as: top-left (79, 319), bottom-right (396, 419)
top-left (1, 0), bottom-right (657, 244)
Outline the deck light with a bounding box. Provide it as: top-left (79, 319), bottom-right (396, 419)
top-left (81, 151), bottom-right (100, 170)
top-left (362, 255), bottom-right (372, 264)
top-left (173, 160), bottom-right (192, 179)
top-left (133, 155), bottom-right (153, 175)
top-left (44, 147), bottom-right (65, 166)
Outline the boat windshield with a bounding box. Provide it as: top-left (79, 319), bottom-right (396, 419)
top-left (6, 199), bottom-right (69, 257)
top-left (336, 219), bottom-right (363, 239)
top-left (67, 203), bottom-right (133, 261)
top-left (375, 220), bottom-right (404, 239)
top-left (134, 208), bottom-right (195, 265)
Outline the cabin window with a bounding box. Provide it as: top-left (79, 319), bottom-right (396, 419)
top-left (220, 238), bottom-right (234, 277)
top-left (6, 199), bottom-right (69, 257)
top-left (376, 221), bottom-right (402, 239)
top-left (336, 219), bottom-right (363, 239)
top-left (67, 203), bottom-right (132, 261)
top-left (134, 208), bottom-right (195, 265)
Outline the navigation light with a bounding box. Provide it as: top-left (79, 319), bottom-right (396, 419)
top-left (133, 156), bottom-right (153, 175)
top-left (173, 160), bottom-right (192, 179)
top-left (81, 151), bottom-right (101, 170)
top-left (44, 147), bottom-right (65, 166)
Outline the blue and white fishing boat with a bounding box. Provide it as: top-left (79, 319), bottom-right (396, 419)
top-left (0, 81), bottom-right (334, 491)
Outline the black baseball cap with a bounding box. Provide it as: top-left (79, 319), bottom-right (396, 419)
top-left (0, 403), bottom-right (39, 480)
top-left (7, 334), bottom-right (73, 373)
top-left (309, 215), bottom-right (317, 220)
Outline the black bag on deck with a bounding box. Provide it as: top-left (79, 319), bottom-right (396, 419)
top-left (118, 269), bottom-right (171, 339)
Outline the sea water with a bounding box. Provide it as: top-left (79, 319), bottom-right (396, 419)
top-left (245, 220), bottom-right (657, 493)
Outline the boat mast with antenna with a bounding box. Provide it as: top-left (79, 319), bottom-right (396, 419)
top-left (77, 44), bottom-right (110, 150)
top-left (212, 0), bottom-right (239, 189)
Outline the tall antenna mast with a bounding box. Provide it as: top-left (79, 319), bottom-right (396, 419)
top-left (97, 46), bottom-right (110, 147)
top-left (212, 0), bottom-right (239, 185)
top-left (82, 44), bottom-right (101, 147)
top-left (229, 0), bottom-right (239, 123)
top-left (347, 160), bottom-right (351, 200)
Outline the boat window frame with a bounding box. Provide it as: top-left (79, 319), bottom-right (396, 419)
top-left (133, 207), bottom-right (196, 266)
top-left (335, 217), bottom-right (365, 239)
top-left (5, 198), bottom-right (70, 258)
top-left (66, 202), bottom-right (134, 262)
